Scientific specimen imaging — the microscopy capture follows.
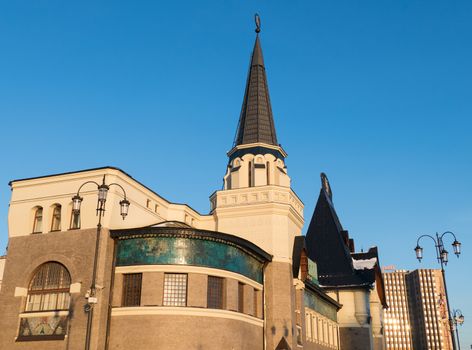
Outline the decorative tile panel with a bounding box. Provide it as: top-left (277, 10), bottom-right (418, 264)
top-left (17, 315), bottom-right (68, 341)
top-left (304, 289), bottom-right (337, 322)
top-left (116, 235), bottom-right (264, 283)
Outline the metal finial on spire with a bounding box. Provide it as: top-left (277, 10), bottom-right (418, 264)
top-left (255, 13), bottom-right (261, 33)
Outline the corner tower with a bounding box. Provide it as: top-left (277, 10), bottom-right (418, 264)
top-left (211, 17), bottom-right (302, 259)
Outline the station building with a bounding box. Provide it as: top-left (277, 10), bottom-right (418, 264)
top-left (0, 22), bottom-right (385, 350)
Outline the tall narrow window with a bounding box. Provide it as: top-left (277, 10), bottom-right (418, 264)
top-left (70, 210), bottom-right (80, 230)
top-left (238, 282), bottom-right (244, 313)
top-left (51, 205), bottom-right (61, 231)
top-left (266, 161), bottom-right (270, 185)
top-left (163, 273), bottom-right (187, 306)
top-left (25, 262), bottom-right (71, 312)
top-left (207, 276), bottom-right (224, 309)
top-left (306, 313), bottom-right (312, 341)
top-left (254, 289), bottom-right (259, 317)
top-left (248, 161), bottom-right (252, 187)
top-left (122, 273), bottom-right (142, 307)
top-left (32, 207), bottom-right (43, 233)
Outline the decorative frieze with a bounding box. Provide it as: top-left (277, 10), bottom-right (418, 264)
top-left (210, 187), bottom-right (303, 217)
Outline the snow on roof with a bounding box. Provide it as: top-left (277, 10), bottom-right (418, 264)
top-left (352, 257), bottom-right (377, 270)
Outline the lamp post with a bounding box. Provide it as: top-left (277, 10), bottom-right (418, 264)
top-left (72, 175), bottom-right (130, 350)
top-left (452, 309), bottom-right (464, 350)
top-left (414, 231), bottom-right (462, 350)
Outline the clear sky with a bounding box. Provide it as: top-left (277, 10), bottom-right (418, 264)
top-left (0, 0), bottom-right (471, 346)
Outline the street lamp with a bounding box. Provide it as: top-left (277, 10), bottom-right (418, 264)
top-left (414, 231), bottom-right (462, 350)
top-left (73, 175), bottom-right (130, 350)
top-left (452, 309), bottom-right (465, 350)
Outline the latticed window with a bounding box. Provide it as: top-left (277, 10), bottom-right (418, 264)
top-left (163, 273), bottom-right (187, 306)
top-left (32, 207), bottom-right (43, 233)
top-left (207, 276), bottom-right (224, 309)
top-left (25, 262), bottom-right (71, 312)
top-left (51, 205), bottom-right (61, 231)
top-left (122, 273), bottom-right (142, 307)
top-left (238, 282), bottom-right (244, 312)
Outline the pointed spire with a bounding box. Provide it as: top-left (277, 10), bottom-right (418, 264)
top-left (233, 15), bottom-right (278, 147)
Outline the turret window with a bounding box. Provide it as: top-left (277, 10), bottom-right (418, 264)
top-left (51, 205), bottom-right (61, 231)
top-left (32, 207), bottom-right (43, 233)
top-left (248, 161), bottom-right (252, 187)
top-left (266, 161), bottom-right (270, 185)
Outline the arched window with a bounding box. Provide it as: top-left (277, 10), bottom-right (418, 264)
top-left (51, 205), bottom-right (61, 231)
top-left (248, 161), bottom-right (252, 187)
top-left (32, 207), bottom-right (43, 233)
top-left (25, 262), bottom-right (71, 312)
top-left (70, 207), bottom-right (80, 230)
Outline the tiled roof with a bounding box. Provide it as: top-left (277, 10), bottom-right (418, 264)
top-left (233, 35), bottom-right (278, 147)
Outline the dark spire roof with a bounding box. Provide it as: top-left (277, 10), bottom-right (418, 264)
top-left (233, 34), bottom-right (278, 147)
top-left (305, 173), bottom-right (377, 288)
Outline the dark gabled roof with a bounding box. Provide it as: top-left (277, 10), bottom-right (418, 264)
top-left (305, 173), bottom-right (376, 288)
top-left (233, 34), bottom-right (278, 147)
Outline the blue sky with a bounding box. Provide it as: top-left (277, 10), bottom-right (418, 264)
top-left (0, 0), bottom-right (471, 346)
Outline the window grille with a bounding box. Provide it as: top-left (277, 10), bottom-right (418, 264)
top-left (163, 273), bottom-right (187, 306)
top-left (33, 207), bottom-right (43, 233)
top-left (207, 276), bottom-right (224, 309)
top-left (238, 282), bottom-right (244, 313)
top-left (51, 205), bottom-right (61, 231)
top-left (122, 273), bottom-right (142, 307)
top-left (25, 262), bottom-right (71, 312)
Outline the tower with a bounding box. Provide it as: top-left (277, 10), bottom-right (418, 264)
top-left (210, 17), bottom-right (304, 349)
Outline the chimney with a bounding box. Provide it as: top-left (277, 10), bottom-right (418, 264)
top-left (348, 238), bottom-right (355, 253)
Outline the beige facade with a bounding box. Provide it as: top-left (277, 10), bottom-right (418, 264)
top-left (0, 165), bottom-right (339, 350)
